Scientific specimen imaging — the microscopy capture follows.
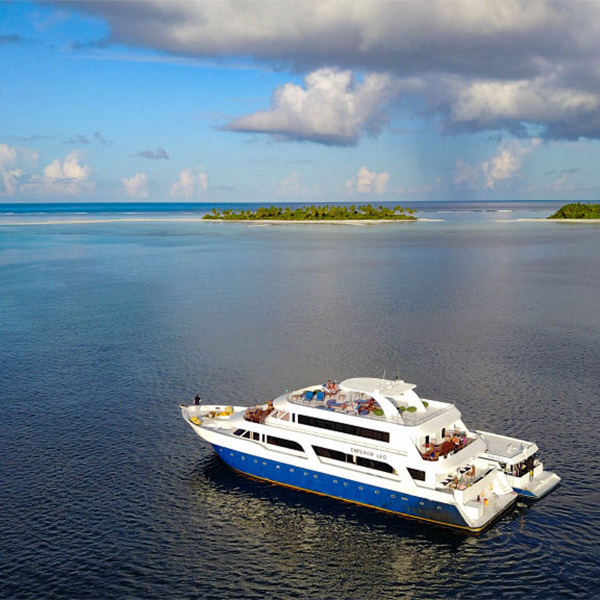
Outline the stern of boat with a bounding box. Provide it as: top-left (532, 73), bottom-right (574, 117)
top-left (477, 430), bottom-right (560, 500)
top-left (454, 468), bottom-right (517, 532)
top-left (509, 470), bottom-right (561, 500)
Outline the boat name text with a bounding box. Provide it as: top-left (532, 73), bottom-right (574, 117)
top-left (350, 447), bottom-right (387, 460)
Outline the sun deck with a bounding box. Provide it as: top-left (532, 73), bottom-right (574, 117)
top-left (286, 386), bottom-right (454, 426)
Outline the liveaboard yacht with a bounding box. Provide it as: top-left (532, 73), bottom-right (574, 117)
top-left (180, 377), bottom-right (559, 532)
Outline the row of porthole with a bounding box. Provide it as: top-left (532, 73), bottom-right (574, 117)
top-left (226, 450), bottom-right (444, 511)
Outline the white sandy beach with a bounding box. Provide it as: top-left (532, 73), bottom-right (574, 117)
top-left (242, 219), bottom-right (416, 226)
top-left (517, 218), bottom-right (600, 223)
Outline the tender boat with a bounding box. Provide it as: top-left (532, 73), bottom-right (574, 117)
top-left (180, 377), bottom-right (558, 532)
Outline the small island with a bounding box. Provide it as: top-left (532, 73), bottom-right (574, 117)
top-left (203, 204), bottom-right (417, 221)
top-left (548, 202), bottom-right (600, 219)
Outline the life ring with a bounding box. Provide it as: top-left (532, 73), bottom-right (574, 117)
top-left (190, 416), bottom-right (202, 426)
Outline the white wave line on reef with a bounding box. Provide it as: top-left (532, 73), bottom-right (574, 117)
top-left (1, 218), bottom-right (421, 226)
top-left (0, 218), bottom-right (209, 226)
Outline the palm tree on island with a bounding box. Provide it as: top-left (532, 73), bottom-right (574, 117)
top-left (548, 202), bottom-right (600, 219)
top-left (203, 204), bottom-right (417, 221)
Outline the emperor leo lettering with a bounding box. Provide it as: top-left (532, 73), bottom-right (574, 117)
top-left (350, 447), bottom-right (387, 461)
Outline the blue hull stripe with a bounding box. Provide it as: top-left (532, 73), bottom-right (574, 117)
top-left (212, 444), bottom-right (476, 531)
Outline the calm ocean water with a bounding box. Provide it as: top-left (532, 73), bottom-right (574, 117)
top-left (1, 201), bottom-right (599, 599)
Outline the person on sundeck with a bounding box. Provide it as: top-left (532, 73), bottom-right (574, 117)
top-left (324, 380), bottom-right (338, 395)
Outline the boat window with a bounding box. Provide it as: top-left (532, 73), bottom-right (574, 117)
top-left (356, 456), bottom-right (395, 474)
top-left (298, 414), bottom-right (390, 443)
top-left (313, 445), bottom-right (349, 463)
top-left (234, 429), bottom-right (260, 441)
top-left (407, 468), bottom-right (426, 482)
top-left (266, 435), bottom-right (304, 452)
top-left (272, 410), bottom-right (291, 421)
top-left (313, 445), bottom-right (394, 474)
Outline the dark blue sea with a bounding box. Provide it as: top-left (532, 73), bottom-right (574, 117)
top-left (1, 201), bottom-right (599, 599)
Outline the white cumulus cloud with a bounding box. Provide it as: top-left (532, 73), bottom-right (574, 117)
top-left (121, 172), bottom-right (148, 198)
top-left (482, 145), bottom-right (523, 189)
top-left (1, 146), bottom-right (95, 197)
top-left (1, 167), bottom-right (26, 197)
top-left (170, 168), bottom-right (208, 199)
top-left (43, 151), bottom-right (95, 195)
top-left (225, 68), bottom-right (399, 146)
top-left (346, 166), bottom-right (389, 194)
top-left (454, 140), bottom-right (540, 190)
top-left (0, 143), bottom-right (19, 169)
top-left (0, 143), bottom-right (39, 197)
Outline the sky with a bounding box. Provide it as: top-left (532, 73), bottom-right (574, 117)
top-left (1, 0), bottom-right (600, 204)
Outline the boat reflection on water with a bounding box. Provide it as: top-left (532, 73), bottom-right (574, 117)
top-left (186, 452), bottom-right (536, 598)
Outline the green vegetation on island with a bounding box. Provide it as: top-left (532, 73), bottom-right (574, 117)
top-left (203, 204), bottom-right (417, 221)
top-left (548, 202), bottom-right (600, 219)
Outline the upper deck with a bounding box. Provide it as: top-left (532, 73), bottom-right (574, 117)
top-left (285, 378), bottom-right (457, 428)
top-left (244, 381), bottom-right (477, 462)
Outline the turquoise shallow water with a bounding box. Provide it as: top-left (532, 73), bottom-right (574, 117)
top-left (1, 202), bottom-right (599, 599)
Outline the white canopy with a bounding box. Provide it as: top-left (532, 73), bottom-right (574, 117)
top-left (341, 377), bottom-right (415, 397)
top-left (339, 377), bottom-right (426, 416)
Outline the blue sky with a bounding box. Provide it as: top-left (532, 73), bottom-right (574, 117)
top-left (1, 0), bottom-right (600, 203)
